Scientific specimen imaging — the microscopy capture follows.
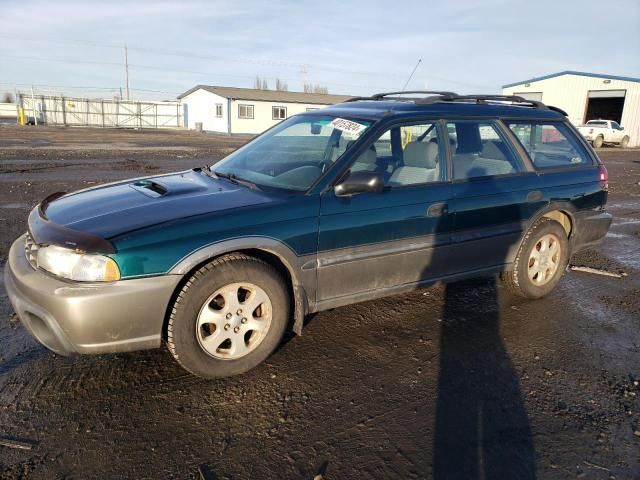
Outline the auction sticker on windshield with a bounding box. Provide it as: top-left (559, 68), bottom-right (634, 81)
top-left (331, 118), bottom-right (367, 138)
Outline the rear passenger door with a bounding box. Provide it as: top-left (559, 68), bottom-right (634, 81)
top-left (446, 120), bottom-right (545, 273)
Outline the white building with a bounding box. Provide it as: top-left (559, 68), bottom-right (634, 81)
top-left (178, 85), bottom-right (351, 135)
top-left (502, 71), bottom-right (640, 146)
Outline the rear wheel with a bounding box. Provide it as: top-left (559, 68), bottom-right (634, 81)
top-left (593, 135), bottom-right (604, 148)
top-left (501, 218), bottom-right (569, 299)
top-left (620, 136), bottom-right (629, 148)
top-left (167, 253), bottom-right (289, 378)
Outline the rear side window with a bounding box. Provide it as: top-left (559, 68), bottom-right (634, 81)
top-left (447, 121), bottom-right (523, 180)
top-left (508, 122), bottom-right (592, 169)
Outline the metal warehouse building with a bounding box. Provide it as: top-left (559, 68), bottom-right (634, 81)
top-left (502, 71), bottom-right (640, 147)
top-left (178, 86), bottom-right (350, 135)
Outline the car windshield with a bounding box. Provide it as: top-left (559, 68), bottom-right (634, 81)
top-left (212, 114), bottom-right (372, 191)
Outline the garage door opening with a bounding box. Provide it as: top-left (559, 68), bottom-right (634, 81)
top-left (585, 90), bottom-right (626, 124)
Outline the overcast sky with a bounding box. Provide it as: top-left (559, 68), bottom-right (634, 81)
top-left (1, 0), bottom-right (639, 100)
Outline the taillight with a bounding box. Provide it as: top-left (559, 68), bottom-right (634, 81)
top-left (598, 165), bottom-right (608, 190)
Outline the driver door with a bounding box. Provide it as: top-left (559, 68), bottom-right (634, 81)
top-left (316, 120), bottom-right (455, 303)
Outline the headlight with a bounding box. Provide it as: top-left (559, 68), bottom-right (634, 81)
top-left (36, 245), bottom-right (120, 282)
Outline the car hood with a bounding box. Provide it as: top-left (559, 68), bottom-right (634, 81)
top-left (43, 169), bottom-right (279, 239)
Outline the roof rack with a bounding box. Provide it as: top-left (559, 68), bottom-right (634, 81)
top-left (345, 90), bottom-right (458, 102)
top-left (344, 92), bottom-right (568, 116)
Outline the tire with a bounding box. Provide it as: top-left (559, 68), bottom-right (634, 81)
top-left (593, 136), bottom-right (604, 148)
top-left (501, 218), bottom-right (569, 299)
top-left (620, 136), bottom-right (629, 148)
top-left (167, 253), bottom-right (290, 378)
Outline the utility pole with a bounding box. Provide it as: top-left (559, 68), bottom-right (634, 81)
top-left (401, 58), bottom-right (422, 91)
top-left (31, 85), bottom-right (38, 126)
top-left (124, 44), bottom-right (130, 101)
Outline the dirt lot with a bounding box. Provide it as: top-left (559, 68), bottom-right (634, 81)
top-left (0, 125), bottom-right (639, 479)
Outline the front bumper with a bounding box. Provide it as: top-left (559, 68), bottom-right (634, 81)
top-left (4, 235), bottom-right (181, 355)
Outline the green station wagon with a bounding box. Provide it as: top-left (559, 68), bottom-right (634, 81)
top-left (4, 92), bottom-right (612, 378)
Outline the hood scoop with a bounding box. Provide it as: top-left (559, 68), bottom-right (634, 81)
top-left (129, 172), bottom-right (215, 198)
top-left (130, 179), bottom-right (168, 198)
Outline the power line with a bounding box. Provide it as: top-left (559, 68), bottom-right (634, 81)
top-left (0, 54), bottom-right (397, 93)
top-left (0, 34), bottom-right (497, 89)
top-left (0, 81), bottom-right (179, 95)
top-left (0, 34), bottom-right (402, 79)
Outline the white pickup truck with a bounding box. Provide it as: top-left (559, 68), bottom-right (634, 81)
top-left (577, 120), bottom-right (630, 148)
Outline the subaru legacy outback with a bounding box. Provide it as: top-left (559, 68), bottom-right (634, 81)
top-left (5, 92), bottom-right (612, 378)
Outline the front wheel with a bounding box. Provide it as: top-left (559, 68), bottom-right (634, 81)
top-left (167, 253), bottom-right (290, 378)
top-left (501, 218), bottom-right (569, 299)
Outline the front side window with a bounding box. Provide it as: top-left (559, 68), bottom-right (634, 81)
top-left (272, 106), bottom-right (286, 120)
top-left (215, 104), bottom-right (223, 118)
top-left (448, 121), bottom-right (523, 180)
top-left (610, 121), bottom-right (621, 130)
top-left (238, 104), bottom-right (254, 119)
top-left (507, 122), bottom-right (592, 168)
top-left (350, 122), bottom-right (445, 187)
top-left (213, 115), bottom-right (371, 191)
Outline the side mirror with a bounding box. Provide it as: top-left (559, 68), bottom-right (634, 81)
top-left (334, 171), bottom-right (384, 197)
top-left (620, 126), bottom-right (624, 131)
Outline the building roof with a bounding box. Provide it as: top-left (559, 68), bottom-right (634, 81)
top-left (502, 70), bottom-right (640, 89)
top-left (178, 85), bottom-right (351, 105)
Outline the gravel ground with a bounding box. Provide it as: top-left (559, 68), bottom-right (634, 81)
top-left (0, 125), bottom-right (639, 479)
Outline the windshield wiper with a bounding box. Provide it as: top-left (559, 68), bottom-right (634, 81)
top-left (210, 169), bottom-right (261, 191)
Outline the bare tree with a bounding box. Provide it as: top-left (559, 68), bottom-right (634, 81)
top-left (2, 92), bottom-right (14, 103)
top-left (254, 76), bottom-right (269, 90)
top-left (303, 83), bottom-right (329, 94)
top-left (275, 78), bottom-right (288, 91)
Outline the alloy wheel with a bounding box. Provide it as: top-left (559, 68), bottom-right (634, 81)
top-left (527, 233), bottom-right (561, 286)
top-left (196, 282), bottom-right (272, 360)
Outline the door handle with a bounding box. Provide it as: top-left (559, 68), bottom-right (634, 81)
top-left (427, 202), bottom-right (448, 217)
top-left (526, 190), bottom-right (543, 202)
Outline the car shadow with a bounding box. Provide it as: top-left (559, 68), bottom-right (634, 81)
top-left (430, 166), bottom-right (536, 479)
top-left (432, 278), bottom-right (536, 479)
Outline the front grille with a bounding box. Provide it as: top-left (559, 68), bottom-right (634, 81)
top-left (24, 233), bottom-right (39, 269)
